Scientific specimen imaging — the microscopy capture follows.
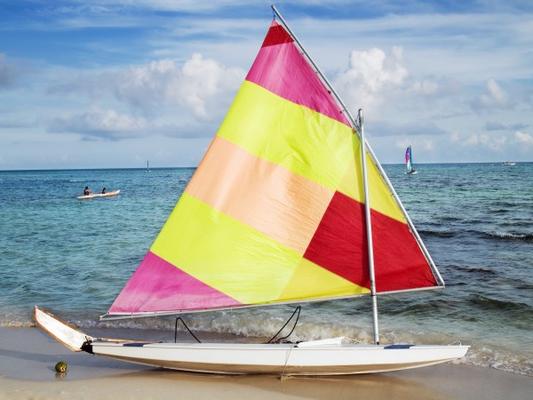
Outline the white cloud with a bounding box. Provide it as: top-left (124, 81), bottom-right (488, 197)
top-left (514, 130), bottom-right (533, 146)
top-left (335, 46), bottom-right (408, 112)
top-left (464, 132), bottom-right (508, 151)
top-left (56, 54), bottom-right (244, 120)
top-left (111, 53), bottom-right (245, 129)
top-left (47, 105), bottom-right (220, 141)
top-left (449, 131), bottom-right (461, 143)
top-left (473, 78), bottom-right (509, 110)
top-left (409, 79), bottom-right (439, 95)
top-left (485, 121), bottom-right (528, 131)
top-left (393, 136), bottom-right (433, 152)
top-left (484, 78), bottom-right (506, 104)
top-left (49, 108), bottom-right (149, 140)
top-left (173, 53), bottom-right (243, 118)
top-left (369, 120), bottom-right (446, 137)
top-left (420, 138), bottom-right (435, 151)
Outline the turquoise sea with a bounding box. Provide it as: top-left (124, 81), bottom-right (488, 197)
top-left (0, 164), bottom-right (532, 376)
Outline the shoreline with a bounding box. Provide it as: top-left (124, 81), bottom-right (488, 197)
top-left (0, 327), bottom-right (531, 400)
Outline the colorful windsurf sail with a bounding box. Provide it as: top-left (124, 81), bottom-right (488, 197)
top-left (405, 146), bottom-right (415, 174)
top-left (106, 21), bottom-right (442, 317)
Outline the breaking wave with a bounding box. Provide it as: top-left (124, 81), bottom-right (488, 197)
top-left (479, 231), bottom-right (533, 242)
top-left (419, 228), bottom-right (533, 242)
top-left (452, 265), bottom-right (498, 276)
top-left (418, 229), bottom-right (456, 238)
top-left (467, 294), bottom-right (532, 314)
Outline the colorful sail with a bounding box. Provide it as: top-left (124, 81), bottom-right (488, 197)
top-left (405, 146), bottom-right (415, 174)
top-left (107, 21), bottom-right (441, 317)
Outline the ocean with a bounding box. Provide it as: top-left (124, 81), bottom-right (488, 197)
top-left (0, 163), bottom-right (531, 376)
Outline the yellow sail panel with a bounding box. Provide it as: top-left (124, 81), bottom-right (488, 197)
top-left (186, 136), bottom-right (334, 254)
top-left (279, 258), bottom-right (370, 301)
top-left (218, 81), bottom-right (354, 192)
top-left (150, 193), bottom-right (302, 305)
top-left (337, 136), bottom-right (406, 223)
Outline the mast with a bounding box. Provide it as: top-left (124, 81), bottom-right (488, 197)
top-left (358, 109), bottom-right (380, 345)
top-left (272, 5), bottom-right (380, 344)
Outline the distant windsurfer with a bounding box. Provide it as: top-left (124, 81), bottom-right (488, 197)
top-left (83, 186), bottom-right (91, 196)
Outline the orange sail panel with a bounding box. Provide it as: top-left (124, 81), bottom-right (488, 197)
top-left (108, 21), bottom-right (439, 316)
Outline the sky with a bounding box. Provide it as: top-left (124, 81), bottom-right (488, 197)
top-left (0, 0), bottom-right (532, 170)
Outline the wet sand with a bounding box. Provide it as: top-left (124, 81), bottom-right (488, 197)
top-left (0, 327), bottom-right (531, 400)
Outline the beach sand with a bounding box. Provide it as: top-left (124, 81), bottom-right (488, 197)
top-left (0, 327), bottom-right (530, 400)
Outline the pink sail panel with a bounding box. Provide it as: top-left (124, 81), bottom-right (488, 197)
top-left (246, 21), bottom-right (350, 127)
top-left (109, 251), bottom-right (240, 314)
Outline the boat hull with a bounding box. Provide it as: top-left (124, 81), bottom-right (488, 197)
top-left (34, 306), bottom-right (468, 376)
top-left (77, 190), bottom-right (120, 200)
top-left (91, 341), bottom-right (468, 375)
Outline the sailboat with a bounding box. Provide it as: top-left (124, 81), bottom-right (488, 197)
top-left (405, 145), bottom-right (417, 175)
top-left (35, 6), bottom-right (468, 375)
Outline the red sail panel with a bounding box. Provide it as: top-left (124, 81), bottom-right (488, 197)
top-left (261, 22), bottom-right (293, 46)
top-left (304, 191), bottom-right (437, 292)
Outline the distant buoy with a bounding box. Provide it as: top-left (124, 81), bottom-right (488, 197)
top-left (55, 361), bottom-right (68, 373)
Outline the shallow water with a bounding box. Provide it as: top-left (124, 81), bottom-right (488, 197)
top-left (0, 163), bottom-right (531, 375)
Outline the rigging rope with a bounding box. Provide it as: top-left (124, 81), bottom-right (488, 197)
top-left (266, 306), bottom-right (301, 344)
top-left (174, 317), bottom-right (202, 343)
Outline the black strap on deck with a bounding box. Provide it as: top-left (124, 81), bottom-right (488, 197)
top-left (173, 306), bottom-right (302, 345)
top-left (174, 317), bottom-right (201, 343)
top-left (266, 306), bottom-right (301, 344)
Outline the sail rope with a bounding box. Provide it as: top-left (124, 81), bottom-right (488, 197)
top-left (174, 317), bottom-right (202, 343)
top-left (266, 306), bottom-right (301, 344)
top-left (171, 307), bottom-right (302, 344)
top-left (280, 344), bottom-right (297, 378)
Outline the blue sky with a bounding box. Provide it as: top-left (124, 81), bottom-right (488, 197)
top-left (1, 0), bottom-right (532, 169)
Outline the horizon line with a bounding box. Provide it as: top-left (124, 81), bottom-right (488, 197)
top-left (1, 160), bottom-right (531, 173)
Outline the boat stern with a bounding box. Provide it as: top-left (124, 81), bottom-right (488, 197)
top-left (33, 306), bottom-right (93, 352)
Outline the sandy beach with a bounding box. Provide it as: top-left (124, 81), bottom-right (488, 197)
top-left (2, 0), bottom-right (533, 398)
top-left (0, 326), bottom-right (530, 400)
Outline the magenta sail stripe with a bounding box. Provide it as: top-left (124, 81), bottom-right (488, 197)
top-left (108, 251), bottom-right (241, 314)
top-left (246, 40), bottom-right (350, 126)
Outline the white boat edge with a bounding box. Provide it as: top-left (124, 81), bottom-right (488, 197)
top-left (77, 190), bottom-right (120, 200)
top-left (34, 306), bottom-right (93, 352)
top-left (34, 306), bottom-right (469, 376)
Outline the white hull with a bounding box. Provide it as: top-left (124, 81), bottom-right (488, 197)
top-left (34, 306), bottom-right (468, 376)
top-left (90, 341), bottom-right (467, 375)
top-left (77, 190), bottom-right (120, 200)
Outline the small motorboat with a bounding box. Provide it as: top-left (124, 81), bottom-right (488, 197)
top-left (77, 190), bottom-right (120, 200)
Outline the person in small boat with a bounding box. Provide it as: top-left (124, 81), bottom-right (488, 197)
top-left (83, 186), bottom-right (91, 195)
top-left (101, 187), bottom-right (106, 194)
